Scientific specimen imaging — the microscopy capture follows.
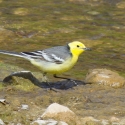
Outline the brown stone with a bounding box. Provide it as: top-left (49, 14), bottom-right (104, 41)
top-left (84, 69), bottom-right (125, 88)
top-left (40, 103), bottom-right (77, 124)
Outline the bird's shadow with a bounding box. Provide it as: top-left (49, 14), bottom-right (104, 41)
top-left (2, 71), bottom-right (86, 90)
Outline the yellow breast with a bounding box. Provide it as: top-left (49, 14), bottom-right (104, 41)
top-left (30, 55), bottom-right (78, 74)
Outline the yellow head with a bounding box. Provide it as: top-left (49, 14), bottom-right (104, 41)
top-left (68, 41), bottom-right (89, 56)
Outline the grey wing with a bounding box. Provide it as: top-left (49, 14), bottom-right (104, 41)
top-left (44, 45), bottom-right (71, 60)
top-left (21, 45), bottom-right (71, 64)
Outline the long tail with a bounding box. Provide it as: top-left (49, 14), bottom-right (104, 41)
top-left (0, 50), bottom-right (29, 59)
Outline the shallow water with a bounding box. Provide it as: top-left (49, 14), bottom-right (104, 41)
top-left (0, 0), bottom-right (125, 78)
top-left (0, 0), bottom-right (125, 124)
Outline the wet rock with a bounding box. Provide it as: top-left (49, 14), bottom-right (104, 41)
top-left (0, 119), bottom-right (5, 125)
top-left (31, 119), bottom-right (68, 125)
top-left (40, 103), bottom-right (77, 124)
top-left (84, 69), bottom-right (125, 88)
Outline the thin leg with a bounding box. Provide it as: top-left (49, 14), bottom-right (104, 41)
top-left (43, 72), bottom-right (51, 87)
top-left (53, 74), bottom-right (77, 85)
top-left (53, 74), bottom-right (70, 80)
top-left (43, 73), bottom-right (58, 92)
top-left (43, 72), bottom-right (49, 82)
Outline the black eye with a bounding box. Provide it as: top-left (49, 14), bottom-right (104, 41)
top-left (77, 45), bottom-right (80, 47)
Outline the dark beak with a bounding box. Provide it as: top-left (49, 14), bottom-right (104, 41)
top-left (83, 48), bottom-right (91, 51)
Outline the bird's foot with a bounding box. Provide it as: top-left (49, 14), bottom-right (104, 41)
top-left (45, 82), bottom-right (59, 92)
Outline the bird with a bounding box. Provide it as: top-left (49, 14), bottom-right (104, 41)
top-left (0, 41), bottom-right (90, 87)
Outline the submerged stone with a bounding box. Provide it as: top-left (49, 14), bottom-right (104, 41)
top-left (84, 69), bottom-right (125, 88)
